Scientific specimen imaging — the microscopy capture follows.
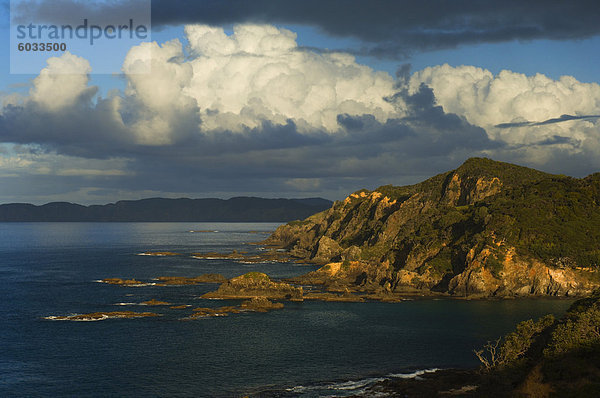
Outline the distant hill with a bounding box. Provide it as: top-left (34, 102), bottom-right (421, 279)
top-left (266, 157), bottom-right (600, 297)
top-left (0, 197), bottom-right (333, 222)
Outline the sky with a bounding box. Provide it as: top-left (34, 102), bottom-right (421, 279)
top-left (1, 0), bottom-right (600, 205)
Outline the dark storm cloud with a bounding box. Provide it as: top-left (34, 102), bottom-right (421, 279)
top-left (200, 121), bottom-right (330, 153)
top-left (495, 114), bottom-right (600, 129)
top-left (335, 84), bottom-right (496, 158)
top-left (535, 135), bottom-right (580, 146)
top-left (15, 0), bottom-right (600, 58)
top-left (10, 0), bottom-right (149, 25)
top-left (0, 99), bottom-right (132, 159)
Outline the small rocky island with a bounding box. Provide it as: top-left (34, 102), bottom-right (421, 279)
top-left (187, 297), bottom-right (284, 319)
top-left (202, 272), bottom-right (303, 300)
top-left (45, 311), bottom-right (160, 321)
top-left (101, 274), bottom-right (227, 286)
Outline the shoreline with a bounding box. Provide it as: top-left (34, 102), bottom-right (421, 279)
top-left (147, 245), bottom-right (591, 301)
top-left (241, 367), bottom-right (482, 397)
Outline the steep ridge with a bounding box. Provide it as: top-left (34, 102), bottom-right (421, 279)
top-left (265, 158), bottom-right (600, 297)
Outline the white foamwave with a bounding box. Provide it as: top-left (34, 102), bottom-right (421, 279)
top-left (72, 316), bottom-right (110, 322)
top-left (137, 252), bottom-right (178, 257)
top-left (94, 280), bottom-right (156, 287)
top-left (285, 368), bottom-right (441, 395)
top-left (388, 368), bottom-right (440, 379)
top-left (114, 302), bottom-right (137, 306)
top-left (43, 315), bottom-right (110, 322)
top-left (286, 376), bottom-right (384, 393)
top-left (330, 377), bottom-right (385, 390)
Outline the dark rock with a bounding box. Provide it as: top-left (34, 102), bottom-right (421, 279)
top-left (156, 274), bottom-right (227, 285)
top-left (101, 278), bottom-right (144, 286)
top-left (141, 299), bottom-right (171, 306)
top-left (240, 297), bottom-right (284, 312)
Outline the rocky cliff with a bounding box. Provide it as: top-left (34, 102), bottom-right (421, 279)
top-left (266, 158), bottom-right (600, 297)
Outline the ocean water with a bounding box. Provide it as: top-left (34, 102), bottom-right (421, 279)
top-left (0, 222), bottom-right (574, 397)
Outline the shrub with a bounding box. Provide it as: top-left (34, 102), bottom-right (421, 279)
top-left (475, 315), bottom-right (555, 371)
top-left (545, 306), bottom-right (600, 357)
top-left (341, 259), bottom-right (351, 270)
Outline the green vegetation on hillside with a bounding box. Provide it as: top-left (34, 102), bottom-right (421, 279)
top-left (485, 176), bottom-right (600, 267)
top-left (371, 158), bottom-right (600, 270)
top-left (474, 291), bottom-right (600, 396)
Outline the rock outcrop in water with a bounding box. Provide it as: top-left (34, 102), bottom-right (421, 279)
top-left (191, 249), bottom-right (291, 263)
top-left (101, 278), bottom-right (146, 286)
top-left (101, 274), bottom-right (227, 286)
top-left (202, 272), bottom-right (303, 300)
top-left (240, 297), bottom-right (285, 312)
top-left (266, 158), bottom-right (600, 297)
top-left (186, 298), bottom-right (284, 319)
top-left (155, 274), bottom-right (227, 285)
top-left (45, 311), bottom-right (160, 321)
top-left (141, 299), bottom-right (171, 306)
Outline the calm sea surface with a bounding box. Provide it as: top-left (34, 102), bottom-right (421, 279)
top-left (0, 223), bottom-right (574, 397)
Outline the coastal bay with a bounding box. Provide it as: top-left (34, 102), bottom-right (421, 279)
top-left (0, 222), bottom-right (575, 397)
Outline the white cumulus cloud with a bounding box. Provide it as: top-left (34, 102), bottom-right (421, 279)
top-left (410, 64), bottom-right (600, 144)
top-left (30, 52), bottom-right (98, 111)
top-left (122, 39), bottom-right (197, 144)
top-left (123, 24), bottom-right (397, 135)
